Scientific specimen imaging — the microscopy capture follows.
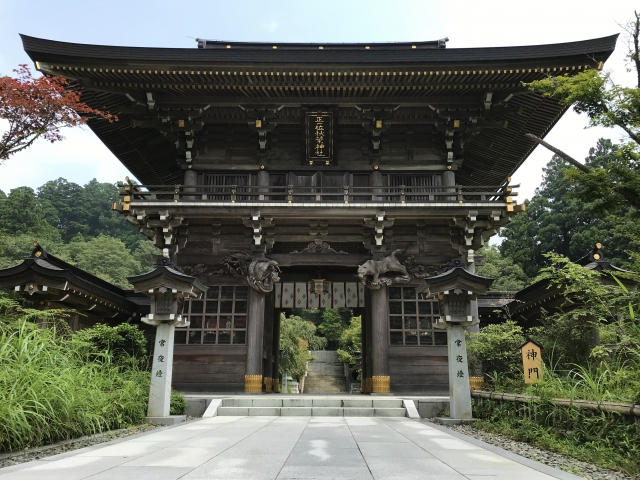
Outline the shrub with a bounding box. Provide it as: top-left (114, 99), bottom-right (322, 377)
top-left (466, 321), bottom-right (526, 379)
top-left (473, 397), bottom-right (640, 476)
top-left (337, 316), bottom-right (362, 366)
top-left (170, 389), bottom-right (187, 415)
top-left (75, 322), bottom-right (147, 367)
top-left (0, 294), bottom-right (150, 452)
top-left (279, 314), bottom-right (326, 381)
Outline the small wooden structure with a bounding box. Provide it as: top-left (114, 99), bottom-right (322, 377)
top-left (0, 243), bottom-right (147, 329)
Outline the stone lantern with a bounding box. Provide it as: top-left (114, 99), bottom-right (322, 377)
top-left (128, 260), bottom-right (206, 424)
top-left (417, 267), bottom-right (493, 421)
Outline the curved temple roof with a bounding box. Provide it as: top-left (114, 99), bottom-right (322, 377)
top-left (22, 34), bottom-right (616, 65)
top-left (21, 34), bottom-right (618, 186)
top-left (0, 244), bottom-right (146, 319)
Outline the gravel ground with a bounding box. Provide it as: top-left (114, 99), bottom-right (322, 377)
top-left (0, 424), bottom-right (162, 469)
top-left (443, 423), bottom-right (636, 480)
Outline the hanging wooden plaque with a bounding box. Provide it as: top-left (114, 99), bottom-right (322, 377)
top-left (305, 111), bottom-right (333, 163)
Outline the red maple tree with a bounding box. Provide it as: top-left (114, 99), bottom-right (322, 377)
top-left (0, 65), bottom-right (116, 162)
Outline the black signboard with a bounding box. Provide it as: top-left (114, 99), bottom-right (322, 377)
top-left (305, 111), bottom-right (333, 162)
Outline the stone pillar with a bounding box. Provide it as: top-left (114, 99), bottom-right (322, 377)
top-left (258, 169), bottom-right (269, 201)
top-left (447, 325), bottom-right (473, 419)
top-left (246, 287), bottom-right (265, 392)
top-left (127, 263), bottom-right (206, 423)
top-left (417, 266), bottom-right (493, 421)
top-left (371, 169), bottom-right (383, 201)
top-left (370, 285), bottom-right (390, 393)
top-left (184, 168), bottom-right (197, 200)
top-left (147, 323), bottom-right (175, 417)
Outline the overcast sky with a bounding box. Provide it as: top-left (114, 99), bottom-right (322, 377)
top-left (0, 0), bottom-right (637, 201)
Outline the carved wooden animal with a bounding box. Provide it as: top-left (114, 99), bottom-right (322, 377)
top-left (357, 250), bottom-right (409, 285)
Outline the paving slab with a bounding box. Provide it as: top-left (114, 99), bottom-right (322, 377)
top-left (277, 465), bottom-right (373, 479)
top-left (0, 416), bottom-right (583, 480)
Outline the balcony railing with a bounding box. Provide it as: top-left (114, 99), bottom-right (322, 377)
top-left (118, 184), bottom-right (519, 205)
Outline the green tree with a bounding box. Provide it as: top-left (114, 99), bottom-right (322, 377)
top-left (82, 179), bottom-right (140, 249)
top-left (37, 178), bottom-right (139, 247)
top-left (279, 314), bottom-right (327, 381)
top-left (0, 186), bottom-right (60, 238)
top-left (466, 321), bottom-right (526, 379)
top-left (132, 239), bottom-right (161, 273)
top-left (337, 316), bottom-right (362, 366)
top-left (317, 308), bottom-right (346, 344)
top-left (531, 253), bottom-right (640, 369)
top-left (282, 315), bottom-right (327, 350)
top-left (37, 178), bottom-right (89, 240)
top-left (500, 140), bottom-right (636, 277)
top-left (524, 14), bottom-right (640, 212)
top-left (62, 235), bottom-right (141, 288)
top-left (476, 245), bottom-right (530, 291)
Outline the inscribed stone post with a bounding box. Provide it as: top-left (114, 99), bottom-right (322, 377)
top-left (447, 324), bottom-right (472, 419)
top-left (417, 266), bottom-right (494, 421)
top-left (148, 322), bottom-right (175, 417)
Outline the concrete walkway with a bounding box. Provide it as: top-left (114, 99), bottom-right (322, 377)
top-left (0, 417), bottom-right (582, 480)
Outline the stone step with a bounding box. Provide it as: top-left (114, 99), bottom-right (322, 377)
top-left (220, 398), bottom-right (403, 408)
top-left (216, 406), bottom-right (407, 417)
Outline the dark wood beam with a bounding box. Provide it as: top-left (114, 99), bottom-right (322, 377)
top-left (153, 95), bottom-right (490, 107)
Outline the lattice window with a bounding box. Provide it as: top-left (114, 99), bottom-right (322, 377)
top-left (175, 286), bottom-right (248, 345)
top-left (388, 174), bottom-right (442, 202)
top-left (388, 286), bottom-right (447, 346)
top-left (199, 174), bottom-right (254, 200)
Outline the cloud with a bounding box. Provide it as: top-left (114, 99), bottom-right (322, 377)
top-left (264, 22), bottom-right (279, 34)
top-left (0, 125), bottom-right (137, 193)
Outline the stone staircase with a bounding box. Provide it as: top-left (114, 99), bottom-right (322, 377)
top-left (216, 397), bottom-right (407, 417)
top-left (304, 350), bottom-right (348, 394)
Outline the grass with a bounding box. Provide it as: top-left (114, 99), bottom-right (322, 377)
top-left (472, 398), bottom-right (640, 476)
top-left (0, 298), bottom-right (150, 452)
top-left (485, 357), bottom-right (640, 405)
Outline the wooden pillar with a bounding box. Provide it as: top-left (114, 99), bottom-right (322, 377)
top-left (443, 170), bottom-right (456, 202)
top-left (258, 169), bottom-right (269, 201)
top-left (360, 306), bottom-right (369, 393)
top-left (262, 291), bottom-right (274, 392)
top-left (245, 287), bottom-right (265, 392)
top-left (272, 309), bottom-right (282, 392)
top-left (370, 285), bottom-right (390, 393)
top-left (184, 169), bottom-right (197, 200)
top-left (464, 259), bottom-right (480, 334)
top-left (370, 170), bottom-right (383, 201)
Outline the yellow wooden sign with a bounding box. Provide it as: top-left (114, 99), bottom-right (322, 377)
top-left (520, 339), bottom-right (543, 384)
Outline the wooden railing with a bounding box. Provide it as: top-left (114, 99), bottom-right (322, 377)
top-left (118, 183), bottom-right (519, 205)
top-left (471, 390), bottom-right (640, 417)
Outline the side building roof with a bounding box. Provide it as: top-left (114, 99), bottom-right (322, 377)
top-left (0, 243), bottom-right (148, 320)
